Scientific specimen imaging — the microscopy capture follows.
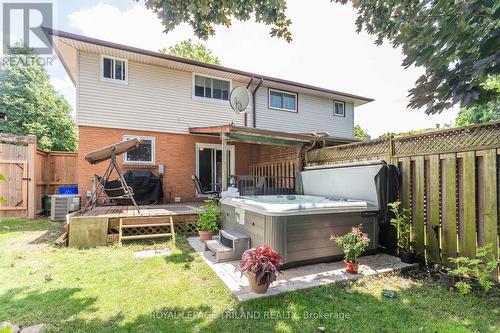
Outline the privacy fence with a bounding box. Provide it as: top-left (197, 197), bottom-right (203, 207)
top-left (306, 121), bottom-right (500, 268)
top-left (0, 134), bottom-right (77, 219)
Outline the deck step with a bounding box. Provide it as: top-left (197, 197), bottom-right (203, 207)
top-left (220, 229), bottom-right (250, 240)
top-left (205, 239), bottom-right (232, 253)
top-left (121, 233), bottom-right (173, 240)
top-left (121, 223), bottom-right (171, 228)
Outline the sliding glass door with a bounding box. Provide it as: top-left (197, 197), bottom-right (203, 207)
top-left (196, 143), bottom-right (235, 191)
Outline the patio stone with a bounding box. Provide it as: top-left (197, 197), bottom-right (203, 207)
top-left (1, 321), bottom-right (19, 333)
top-left (188, 237), bottom-right (416, 301)
top-left (20, 324), bottom-right (46, 333)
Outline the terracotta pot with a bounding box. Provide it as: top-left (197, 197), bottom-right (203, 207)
top-left (399, 250), bottom-right (416, 264)
top-left (198, 230), bottom-right (214, 242)
top-left (246, 272), bottom-right (270, 294)
top-left (439, 270), bottom-right (457, 290)
top-left (344, 260), bottom-right (359, 274)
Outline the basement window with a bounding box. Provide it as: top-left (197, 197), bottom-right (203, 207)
top-left (123, 135), bottom-right (155, 164)
top-left (333, 101), bottom-right (345, 117)
top-left (101, 55), bottom-right (128, 84)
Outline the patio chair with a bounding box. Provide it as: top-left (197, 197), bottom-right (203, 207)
top-left (192, 175), bottom-right (220, 198)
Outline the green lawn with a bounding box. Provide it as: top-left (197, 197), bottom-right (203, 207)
top-left (0, 219), bottom-right (498, 333)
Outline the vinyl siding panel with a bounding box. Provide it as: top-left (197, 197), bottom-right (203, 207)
top-left (77, 51), bottom-right (250, 133)
top-left (254, 88), bottom-right (355, 138)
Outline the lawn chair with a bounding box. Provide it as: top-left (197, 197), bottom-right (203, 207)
top-left (82, 139), bottom-right (141, 214)
top-left (192, 175), bottom-right (220, 198)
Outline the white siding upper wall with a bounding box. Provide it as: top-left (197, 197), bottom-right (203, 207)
top-left (77, 51), bottom-right (250, 133)
top-left (255, 88), bottom-right (354, 138)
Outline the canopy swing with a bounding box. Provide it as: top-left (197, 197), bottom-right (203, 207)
top-left (82, 138), bottom-right (141, 214)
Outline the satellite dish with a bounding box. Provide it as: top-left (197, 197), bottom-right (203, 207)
top-left (229, 86), bottom-right (250, 114)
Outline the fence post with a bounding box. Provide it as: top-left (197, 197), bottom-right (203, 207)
top-left (27, 135), bottom-right (36, 220)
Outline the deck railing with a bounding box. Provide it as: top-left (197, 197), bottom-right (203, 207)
top-left (231, 175), bottom-right (295, 196)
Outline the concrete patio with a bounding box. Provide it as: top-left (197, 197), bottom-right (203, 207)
top-left (188, 237), bottom-right (416, 301)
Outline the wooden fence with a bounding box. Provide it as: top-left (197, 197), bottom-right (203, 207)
top-left (0, 134), bottom-right (77, 218)
top-left (306, 121), bottom-right (500, 267)
top-left (249, 159), bottom-right (298, 188)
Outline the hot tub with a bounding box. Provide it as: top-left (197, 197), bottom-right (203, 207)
top-left (220, 161), bottom-right (393, 267)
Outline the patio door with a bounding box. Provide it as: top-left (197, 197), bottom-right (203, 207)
top-left (196, 143), bottom-right (235, 191)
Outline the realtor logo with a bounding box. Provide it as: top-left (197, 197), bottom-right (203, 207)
top-left (2, 2), bottom-right (53, 54)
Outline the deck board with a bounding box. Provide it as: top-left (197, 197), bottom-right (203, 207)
top-left (80, 202), bottom-right (204, 218)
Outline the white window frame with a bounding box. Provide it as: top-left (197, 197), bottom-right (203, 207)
top-left (192, 73), bottom-right (231, 105)
top-left (195, 143), bottom-right (235, 193)
top-left (268, 88), bottom-right (298, 112)
top-left (100, 55), bottom-right (128, 85)
top-left (123, 135), bottom-right (155, 164)
top-left (333, 101), bottom-right (345, 117)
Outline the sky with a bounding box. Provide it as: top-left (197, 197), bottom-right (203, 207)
top-left (41, 0), bottom-right (458, 137)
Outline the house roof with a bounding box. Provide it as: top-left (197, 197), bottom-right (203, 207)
top-left (45, 28), bottom-right (374, 107)
top-left (189, 124), bottom-right (357, 146)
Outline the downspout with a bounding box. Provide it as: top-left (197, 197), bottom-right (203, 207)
top-left (245, 77), bottom-right (254, 127)
top-left (252, 78), bottom-right (264, 128)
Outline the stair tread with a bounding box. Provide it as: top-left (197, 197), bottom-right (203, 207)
top-left (220, 229), bottom-right (250, 240)
top-left (206, 239), bottom-right (233, 253)
top-left (121, 223), bottom-right (172, 228)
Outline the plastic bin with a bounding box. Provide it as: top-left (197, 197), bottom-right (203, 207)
top-left (58, 186), bottom-right (78, 195)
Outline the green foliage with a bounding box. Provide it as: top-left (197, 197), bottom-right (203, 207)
top-left (139, 0), bottom-right (292, 42)
top-left (143, 1), bottom-right (499, 115)
top-left (0, 46), bottom-right (77, 151)
top-left (331, 225), bottom-right (370, 263)
top-left (447, 244), bottom-right (498, 295)
top-left (160, 39), bottom-right (221, 65)
top-left (455, 76), bottom-right (500, 126)
top-left (354, 125), bottom-right (370, 140)
top-left (0, 174), bottom-right (5, 203)
top-left (196, 199), bottom-right (221, 232)
top-left (388, 201), bottom-right (413, 252)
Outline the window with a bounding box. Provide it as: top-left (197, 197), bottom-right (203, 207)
top-left (268, 89), bottom-right (297, 112)
top-left (194, 74), bottom-right (230, 101)
top-left (123, 136), bottom-right (155, 164)
top-left (101, 56), bottom-right (127, 83)
top-left (333, 101), bottom-right (345, 117)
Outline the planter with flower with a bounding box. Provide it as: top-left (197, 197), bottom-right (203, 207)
top-left (331, 225), bottom-right (370, 274)
top-left (236, 246), bottom-right (283, 294)
top-left (196, 199), bottom-right (221, 242)
top-left (388, 201), bottom-right (416, 264)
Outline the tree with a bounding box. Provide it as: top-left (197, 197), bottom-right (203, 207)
top-left (455, 75), bottom-right (500, 126)
top-left (160, 39), bottom-right (221, 65)
top-left (0, 47), bottom-right (77, 151)
top-left (354, 125), bottom-right (370, 140)
top-left (140, 0), bottom-right (499, 114)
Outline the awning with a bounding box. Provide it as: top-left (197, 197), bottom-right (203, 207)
top-left (189, 124), bottom-right (357, 146)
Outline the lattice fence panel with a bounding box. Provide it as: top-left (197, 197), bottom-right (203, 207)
top-left (174, 222), bottom-right (197, 235)
top-left (307, 138), bottom-right (390, 165)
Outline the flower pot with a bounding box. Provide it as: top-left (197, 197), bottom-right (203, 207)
top-left (399, 250), bottom-right (416, 264)
top-left (344, 260), bottom-right (359, 274)
top-left (246, 272), bottom-right (270, 294)
top-left (198, 230), bottom-right (214, 242)
top-left (439, 270), bottom-right (456, 290)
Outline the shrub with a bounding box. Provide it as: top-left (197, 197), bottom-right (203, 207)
top-left (331, 225), bottom-right (370, 264)
top-left (196, 199), bottom-right (221, 232)
top-left (236, 246), bottom-right (283, 286)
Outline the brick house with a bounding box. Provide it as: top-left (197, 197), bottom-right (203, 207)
top-left (48, 28), bottom-right (373, 203)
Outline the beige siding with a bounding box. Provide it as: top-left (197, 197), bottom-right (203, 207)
top-left (77, 51), bottom-right (250, 133)
top-left (254, 88), bottom-right (355, 138)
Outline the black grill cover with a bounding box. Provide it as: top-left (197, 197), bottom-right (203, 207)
top-left (122, 170), bottom-right (163, 205)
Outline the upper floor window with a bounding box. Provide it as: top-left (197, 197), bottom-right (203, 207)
top-left (101, 55), bottom-right (128, 84)
top-left (123, 135), bottom-right (155, 164)
top-left (269, 89), bottom-right (297, 112)
top-left (194, 74), bottom-right (230, 101)
top-left (333, 101), bottom-right (345, 117)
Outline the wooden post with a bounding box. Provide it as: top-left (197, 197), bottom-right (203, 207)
top-left (221, 132), bottom-right (228, 191)
top-left (27, 135), bottom-right (36, 220)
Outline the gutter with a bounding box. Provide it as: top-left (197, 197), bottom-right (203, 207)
top-left (252, 78), bottom-right (264, 128)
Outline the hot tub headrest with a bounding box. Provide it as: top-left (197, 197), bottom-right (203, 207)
top-left (298, 161), bottom-right (400, 216)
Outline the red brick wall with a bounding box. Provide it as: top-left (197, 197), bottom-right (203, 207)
top-left (78, 126), bottom-right (260, 203)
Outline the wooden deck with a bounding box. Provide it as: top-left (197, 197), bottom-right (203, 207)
top-left (79, 203), bottom-right (205, 218)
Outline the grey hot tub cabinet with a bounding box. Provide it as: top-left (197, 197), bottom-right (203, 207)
top-left (221, 205), bottom-right (379, 267)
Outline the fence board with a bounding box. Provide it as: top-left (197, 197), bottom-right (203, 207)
top-left (480, 149), bottom-right (498, 260)
top-left (441, 154), bottom-right (457, 262)
top-left (460, 151), bottom-right (477, 258)
top-left (426, 155), bottom-right (440, 262)
top-left (412, 156), bottom-right (425, 258)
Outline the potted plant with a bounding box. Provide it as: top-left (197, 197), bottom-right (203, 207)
top-left (388, 201), bottom-right (416, 264)
top-left (236, 246), bottom-right (283, 294)
top-left (440, 244), bottom-right (498, 294)
top-left (196, 199), bottom-right (221, 242)
top-left (331, 225), bottom-right (370, 274)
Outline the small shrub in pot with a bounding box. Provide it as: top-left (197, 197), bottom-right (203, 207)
top-left (331, 225), bottom-right (370, 274)
top-left (388, 201), bottom-right (416, 263)
top-left (196, 199), bottom-right (221, 241)
top-left (236, 246), bottom-right (283, 294)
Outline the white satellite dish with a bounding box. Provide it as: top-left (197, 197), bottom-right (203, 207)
top-left (229, 86), bottom-right (250, 114)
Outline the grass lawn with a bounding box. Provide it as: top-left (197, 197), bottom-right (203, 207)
top-left (0, 219), bottom-right (499, 333)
